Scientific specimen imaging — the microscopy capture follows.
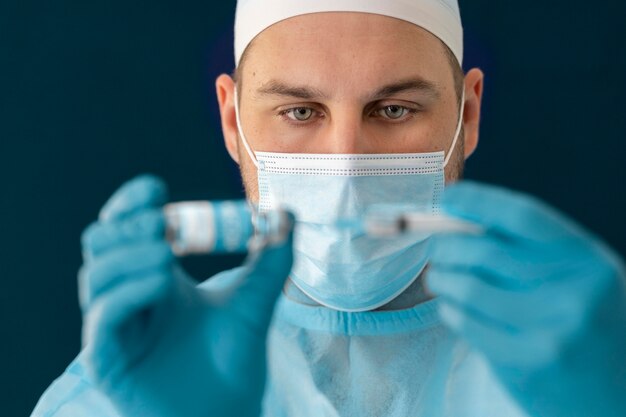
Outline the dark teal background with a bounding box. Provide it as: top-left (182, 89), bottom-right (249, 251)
top-left (1, 1), bottom-right (624, 415)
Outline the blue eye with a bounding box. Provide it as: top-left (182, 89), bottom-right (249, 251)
top-left (379, 105), bottom-right (410, 120)
top-left (286, 107), bottom-right (314, 121)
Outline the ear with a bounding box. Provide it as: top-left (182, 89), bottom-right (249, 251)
top-left (216, 74), bottom-right (240, 164)
top-left (462, 68), bottom-right (484, 159)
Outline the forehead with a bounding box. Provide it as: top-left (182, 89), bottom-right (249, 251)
top-left (240, 12), bottom-right (452, 96)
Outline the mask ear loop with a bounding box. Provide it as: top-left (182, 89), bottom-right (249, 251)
top-left (233, 86), bottom-right (264, 228)
top-left (443, 89), bottom-right (466, 168)
top-left (234, 86), bottom-right (260, 168)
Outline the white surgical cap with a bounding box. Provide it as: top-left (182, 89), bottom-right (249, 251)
top-left (234, 0), bottom-right (463, 67)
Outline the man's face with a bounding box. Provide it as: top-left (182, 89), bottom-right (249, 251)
top-left (217, 12), bottom-right (483, 202)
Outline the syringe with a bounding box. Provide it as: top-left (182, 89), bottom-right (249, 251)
top-left (362, 211), bottom-right (484, 237)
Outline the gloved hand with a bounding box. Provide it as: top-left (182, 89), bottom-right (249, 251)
top-left (426, 181), bottom-right (626, 417)
top-left (79, 175), bottom-right (294, 417)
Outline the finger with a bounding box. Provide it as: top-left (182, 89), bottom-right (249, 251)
top-left (78, 241), bottom-right (174, 311)
top-left (229, 211), bottom-right (295, 333)
top-left (81, 210), bottom-right (166, 258)
top-left (437, 300), bottom-right (559, 368)
top-left (426, 268), bottom-right (578, 329)
top-left (99, 174), bottom-right (168, 222)
top-left (429, 232), bottom-right (559, 289)
top-left (82, 270), bottom-right (171, 381)
top-left (430, 231), bottom-right (597, 289)
top-left (442, 181), bottom-right (587, 242)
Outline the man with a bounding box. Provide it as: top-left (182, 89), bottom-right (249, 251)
top-left (32, 1), bottom-right (626, 416)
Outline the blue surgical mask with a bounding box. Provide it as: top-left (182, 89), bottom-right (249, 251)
top-left (234, 88), bottom-right (465, 312)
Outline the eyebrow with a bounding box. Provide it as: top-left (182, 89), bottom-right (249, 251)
top-left (255, 77), bottom-right (440, 101)
top-left (369, 78), bottom-right (440, 101)
top-left (256, 80), bottom-right (329, 100)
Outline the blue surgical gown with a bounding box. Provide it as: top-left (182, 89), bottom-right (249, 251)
top-left (31, 267), bottom-right (529, 417)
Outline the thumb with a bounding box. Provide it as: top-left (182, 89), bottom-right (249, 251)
top-left (99, 174), bottom-right (168, 222)
top-left (230, 211), bottom-right (295, 331)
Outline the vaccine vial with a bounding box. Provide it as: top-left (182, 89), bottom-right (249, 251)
top-left (164, 200), bottom-right (290, 256)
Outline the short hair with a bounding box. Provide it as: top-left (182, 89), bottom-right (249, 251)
top-left (443, 42), bottom-right (465, 106)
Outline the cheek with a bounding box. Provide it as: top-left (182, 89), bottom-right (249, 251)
top-left (254, 119), bottom-right (319, 153)
top-left (242, 109), bottom-right (303, 153)
top-left (237, 145), bottom-right (260, 203)
top-left (366, 117), bottom-right (450, 154)
top-left (444, 126), bottom-right (466, 184)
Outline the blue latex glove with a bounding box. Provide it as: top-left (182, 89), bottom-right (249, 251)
top-left (426, 181), bottom-right (626, 417)
top-left (79, 175), bottom-right (294, 417)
